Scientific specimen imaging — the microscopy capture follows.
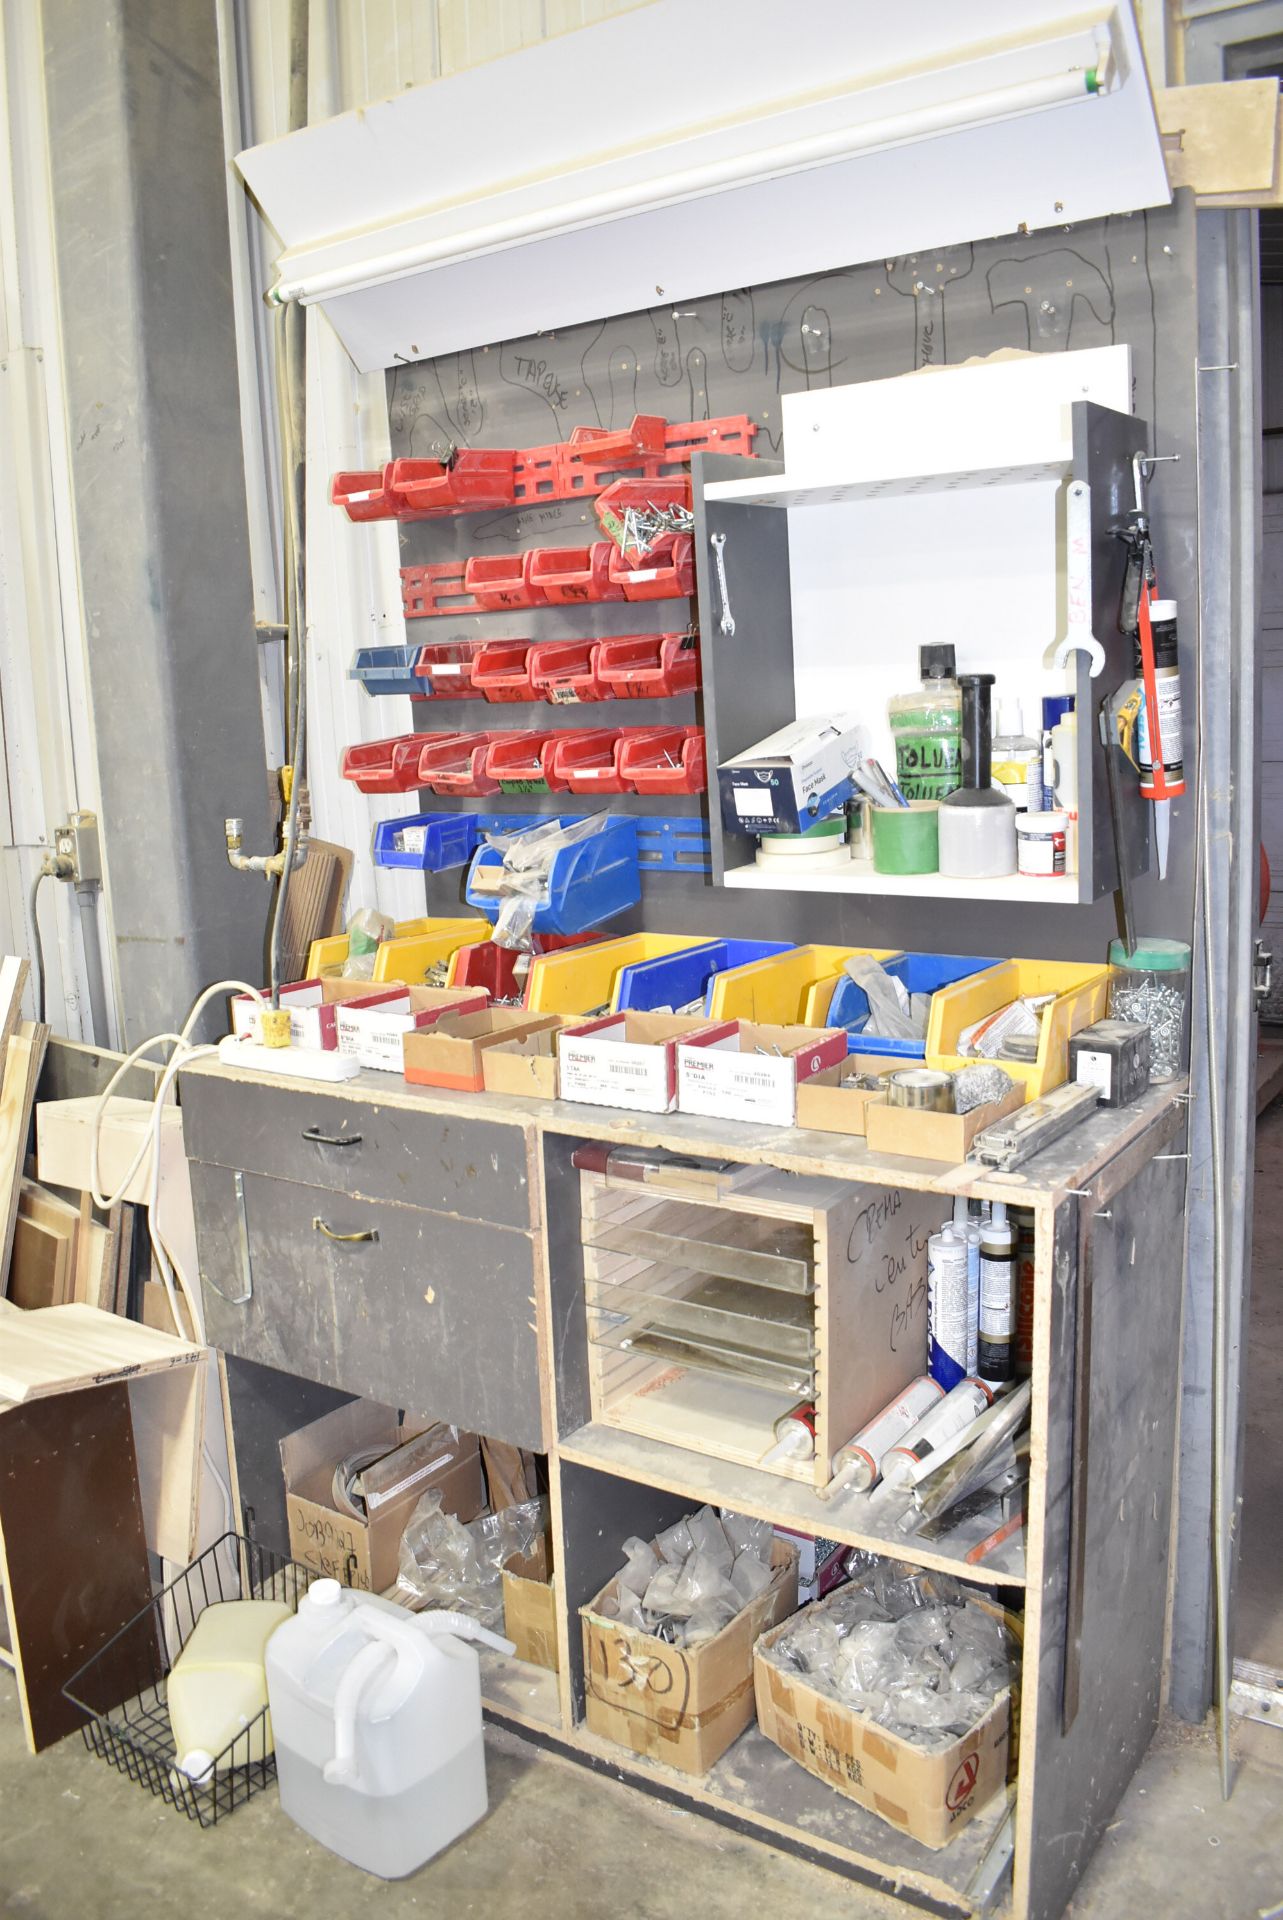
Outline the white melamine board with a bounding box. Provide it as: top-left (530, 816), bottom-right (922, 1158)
top-left (237, 3), bottom-right (1168, 372)
top-left (724, 860), bottom-right (1083, 904)
top-left (788, 481), bottom-right (1072, 772)
top-left (773, 345), bottom-right (1133, 489)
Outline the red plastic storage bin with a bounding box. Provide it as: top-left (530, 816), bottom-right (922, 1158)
top-left (451, 931), bottom-right (599, 1000)
top-left (412, 640), bottom-right (486, 699)
top-left (528, 640), bottom-right (605, 705)
top-left (608, 534), bottom-right (695, 601)
top-left (464, 551), bottom-right (547, 612)
top-left (402, 562), bottom-right (478, 619)
top-left (526, 542), bottom-right (623, 606)
top-left (595, 475), bottom-right (693, 556)
top-left (331, 466), bottom-right (398, 522)
top-left (594, 632), bottom-right (701, 699)
top-left (416, 732), bottom-right (507, 797)
top-left (388, 450), bottom-right (516, 516)
top-left (617, 725), bottom-right (707, 795)
top-left (548, 728), bottom-right (627, 794)
top-left (484, 731), bottom-right (569, 793)
top-left (471, 641), bottom-right (537, 704)
top-left (340, 733), bottom-right (452, 795)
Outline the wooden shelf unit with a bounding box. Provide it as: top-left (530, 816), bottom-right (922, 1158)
top-left (182, 1058), bottom-right (1187, 1920)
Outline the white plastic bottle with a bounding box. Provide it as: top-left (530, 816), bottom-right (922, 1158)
top-left (991, 702), bottom-right (1042, 813)
top-left (955, 1195), bottom-right (981, 1376)
top-left (927, 1225), bottom-right (970, 1391)
top-left (265, 1580), bottom-right (514, 1879)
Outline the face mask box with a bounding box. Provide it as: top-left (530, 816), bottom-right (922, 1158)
top-left (717, 718), bottom-right (869, 836)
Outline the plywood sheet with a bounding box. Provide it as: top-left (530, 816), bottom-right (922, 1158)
top-left (0, 1024), bottom-right (50, 1298)
top-left (0, 1300), bottom-right (200, 1403)
top-left (0, 1384), bottom-right (156, 1751)
top-left (1158, 81), bottom-right (1279, 195)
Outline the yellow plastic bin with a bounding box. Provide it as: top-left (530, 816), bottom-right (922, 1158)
top-left (372, 918), bottom-right (493, 984)
top-left (307, 916), bottom-right (441, 980)
top-left (926, 958), bottom-right (1111, 1097)
top-left (525, 934), bottom-right (717, 1016)
top-left (707, 945), bottom-right (899, 1025)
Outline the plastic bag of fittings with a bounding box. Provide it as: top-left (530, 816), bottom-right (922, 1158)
top-left (840, 955), bottom-right (921, 1041)
top-left (394, 1490), bottom-right (547, 1626)
top-left (480, 815), bottom-right (612, 949)
top-left (340, 907), bottom-right (395, 979)
top-left (607, 1505), bottom-right (775, 1649)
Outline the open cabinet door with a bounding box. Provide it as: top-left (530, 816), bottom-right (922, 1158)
top-left (1168, 209), bottom-right (1264, 1737)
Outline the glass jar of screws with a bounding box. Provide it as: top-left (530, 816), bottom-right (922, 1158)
top-left (1107, 937), bottom-right (1192, 1084)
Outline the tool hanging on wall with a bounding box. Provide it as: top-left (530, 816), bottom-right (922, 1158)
top-left (1113, 452), bottom-right (1183, 879)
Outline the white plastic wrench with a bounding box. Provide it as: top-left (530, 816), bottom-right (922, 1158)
top-left (1053, 481), bottom-right (1106, 678)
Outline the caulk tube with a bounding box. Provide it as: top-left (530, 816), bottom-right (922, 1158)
top-left (979, 1203), bottom-right (1016, 1386)
top-left (927, 1225), bottom-right (970, 1391)
top-left (821, 1376), bottom-right (944, 1499)
top-left (955, 1197), bottom-right (982, 1376)
top-left (760, 1401), bottom-right (816, 1467)
top-left (880, 1379), bottom-right (994, 1492)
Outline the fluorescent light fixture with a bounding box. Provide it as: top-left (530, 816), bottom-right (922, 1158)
top-left (236, 0), bottom-right (1167, 373)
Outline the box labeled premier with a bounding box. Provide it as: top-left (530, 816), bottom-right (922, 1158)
top-left (280, 1400), bottom-right (482, 1593)
top-left (754, 1621), bottom-right (1011, 1850)
top-left (557, 1013), bottom-right (712, 1113)
top-left (581, 1538), bottom-right (798, 1775)
top-left (717, 717), bottom-right (868, 836)
top-left (677, 1022), bottom-right (847, 1127)
top-left (481, 1022), bottom-right (566, 1100)
top-left (403, 1009), bottom-right (562, 1092)
top-left (334, 985), bottom-right (488, 1071)
top-left (230, 978), bottom-right (380, 1050)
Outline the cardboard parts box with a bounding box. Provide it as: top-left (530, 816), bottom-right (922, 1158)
top-left (677, 1022), bottom-right (848, 1127)
top-left (334, 985), bottom-right (488, 1070)
top-left (502, 1534), bottom-right (559, 1672)
top-left (281, 1400), bottom-right (482, 1592)
top-left (754, 1620), bottom-right (1011, 1850)
top-left (581, 1537), bottom-right (798, 1775)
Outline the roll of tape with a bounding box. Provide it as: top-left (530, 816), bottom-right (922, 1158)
top-left (887, 1068), bottom-right (954, 1112)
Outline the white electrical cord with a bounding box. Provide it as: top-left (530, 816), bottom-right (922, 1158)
top-left (89, 979), bottom-right (267, 1344)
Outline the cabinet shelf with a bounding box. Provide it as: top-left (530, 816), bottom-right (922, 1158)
top-left (703, 457), bottom-right (1070, 509)
top-left (723, 858), bottom-right (1083, 905)
top-left (558, 1419), bottom-right (1026, 1590)
top-left (478, 1647), bottom-right (562, 1733)
top-left (572, 1719), bottom-right (1013, 1914)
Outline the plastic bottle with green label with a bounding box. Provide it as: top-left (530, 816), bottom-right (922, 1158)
top-left (888, 644), bottom-right (962, 801)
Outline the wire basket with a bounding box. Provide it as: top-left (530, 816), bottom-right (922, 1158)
top-left (62, 1531), bottom-right (316, 1826)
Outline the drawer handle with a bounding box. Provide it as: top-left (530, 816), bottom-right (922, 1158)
top-left (313, 1217), bottom-right (380, 1245)
top-left (302, 1126), bottom-right (363, 1148)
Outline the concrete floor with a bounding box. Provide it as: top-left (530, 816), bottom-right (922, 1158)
top-left (3, 1108), bottom-right (1283, 1917)
top-left (0, 1672), bottom-right (1280, 1920)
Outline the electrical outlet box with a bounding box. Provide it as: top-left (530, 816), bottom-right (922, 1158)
top-left (52, 811), bottom-right (101, 885)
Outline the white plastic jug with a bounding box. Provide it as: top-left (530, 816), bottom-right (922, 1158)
top-left (265, 1580), bottom-right (514, 1879)
top-left (168, 1597), bottom-right (293, 1781)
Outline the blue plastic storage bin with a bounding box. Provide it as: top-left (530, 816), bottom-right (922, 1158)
top-left (373, 811), bottom-right (543, 872)
top-left (349, 645), bottom-right (426, 699)
top-left (465, 816), bottom-right (645, 935)
top-left (830, 952), bottom-right (999, 1058)
top-left (614, 939), bottom-right (795, 1015)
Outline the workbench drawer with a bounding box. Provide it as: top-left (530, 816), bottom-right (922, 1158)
top-left (189, 1163), bottom-right (547, 1451)
top-left (180, 1073), bottom-right (534, 1229)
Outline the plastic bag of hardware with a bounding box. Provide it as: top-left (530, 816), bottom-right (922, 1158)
top-left (840, 955), bottom-right (920, 1041)
top-left (340, 906), bottom-right (395, 978)
top-left (480, 814), bottom-right (612, 949)
top-left (395, 1490), bottom-right (547, 1626)
top-left (721, 1510), bottom-right (775, 1563)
